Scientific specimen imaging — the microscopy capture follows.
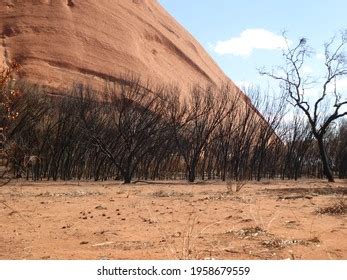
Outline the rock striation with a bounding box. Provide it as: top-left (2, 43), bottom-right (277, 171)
top-left (0, 0), bottom-right (253, 106)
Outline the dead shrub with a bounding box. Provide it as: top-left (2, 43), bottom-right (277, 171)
top-left (316, 196), bottom-right (346, 215)
top-left (226, 226), bottom-right (268, 239)
top-left (152, 190), bottom-right (171, 197)
top-left (152, 190), bottom-right (193, 198)
top-left (226, 180), bottom-right (247, 194)
top-left (261, 237), bottom-right (320, 249)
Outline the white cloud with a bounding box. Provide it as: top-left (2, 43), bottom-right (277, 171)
top-left (214, 28), bottom-right (289, 57)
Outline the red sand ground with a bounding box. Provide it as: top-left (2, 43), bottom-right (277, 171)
top-left (0, 179), bottom-right (346, 260)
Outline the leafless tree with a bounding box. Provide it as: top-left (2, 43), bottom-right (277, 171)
top-left (76, 78), bottom-right (171, 184)
top-left (260, 31), bottom-right (347, 182)
top-left (280, 112), bottom-right (313, 180)
top-left (8, 71), bottom-right (343, 182)
top-left (334, 120), bottom-right (347, 178)
top-left (247, 88), bottom-right (287, 181)
top-left (169, 84), bottom-right (237, 182)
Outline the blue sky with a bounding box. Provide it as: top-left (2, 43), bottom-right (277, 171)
top-left (159, 0), bottom-right (347, 91)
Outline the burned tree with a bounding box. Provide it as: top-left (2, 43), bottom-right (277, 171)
top-left (77, 78), bottom-right (171, 184)
top-left (247, 88), bottom-right (286, 181)
top-left (280, 113), bottom-right (313, 180)
top-left (261, 32), bottom-right (347, 182)
top-left (335, 121), bottom-right (347, 178)
top-left (169, 85), bottom-right (236, 182)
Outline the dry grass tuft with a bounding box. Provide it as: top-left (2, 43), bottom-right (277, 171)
top-left (226, 226), bottom-right (268, 239)
top-left (316, 196), bottom-right (346, 215)
top-left (262, 237), bottom-right (320, 249)
top-left (152, 190), bottom-right (193, 198)
top-left (226, 180), bottom-right (247, 194)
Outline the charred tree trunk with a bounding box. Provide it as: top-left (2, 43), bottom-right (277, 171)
top-left (317, 136), bottom-right (334, 182)
top-left (188, 166), bottom-right (196, 183)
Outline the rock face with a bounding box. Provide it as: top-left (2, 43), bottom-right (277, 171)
top-left (0, 0), bottom-right (240, 95)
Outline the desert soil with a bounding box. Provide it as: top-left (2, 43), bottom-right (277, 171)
top-left (0, 179), bottom-right (346, 260)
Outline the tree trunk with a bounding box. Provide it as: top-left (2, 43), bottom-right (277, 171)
top-left (188, 167), bottom-right (196, 183)
top-left (123, 174), bottom-right (132, 184)
top-left (317, 136), bottom-right (334, 182)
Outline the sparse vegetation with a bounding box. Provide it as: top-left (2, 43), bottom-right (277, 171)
top-left (0, 171), bottom-right (346, 259)
top-left (316, 195), bottom-right (346, 215)
top-left (226, 180), bottom-right (247, 194)
top-left (1, 1), bottom-right (346, 264)
top-left (226, 226), bottom-right (268, 239)
top-left (152, 189), bottom-right (193, 198)
top-left (2, 31), bottom-right (347, 187)
top-left (260, 31), bottom-right (347, 182)
top-left (1, 75), bottom-right (346, 183)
